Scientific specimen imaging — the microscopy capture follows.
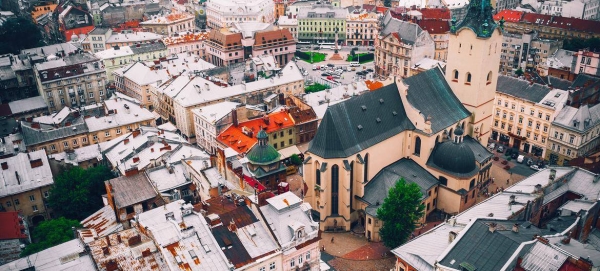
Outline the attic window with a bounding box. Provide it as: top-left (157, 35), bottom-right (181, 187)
top-left (361, 105), bottom-right (367, 111)
top-left (357, 125), bottom-right (363, 130)
top-left (376, 118), bottom-right (381, 123)
top-left (392, 111), bottom-right (397, 116)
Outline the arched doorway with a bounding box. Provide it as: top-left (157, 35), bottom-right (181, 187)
top-left (351, 209), bottom-right (366, 234)
top-left (31, 215), bottom-right (45, 226)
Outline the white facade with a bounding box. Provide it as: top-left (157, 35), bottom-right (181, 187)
top-left (192, 101), bottom-right (239, 154)
top-left (539, 0), bottom-right (600, 20)
top-left (278, 16), bottom-right (298, 41)
top-left (206, 0), bottom-right (275, 28)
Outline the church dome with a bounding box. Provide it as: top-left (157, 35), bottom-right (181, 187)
top-left (246, 129), bottom-right (281, 165)
top-left (430, 140), bottom-right (477, 174)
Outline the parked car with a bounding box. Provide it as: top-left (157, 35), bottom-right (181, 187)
top-left (497, 146), bottom-right (505, 153)
top-left (326, 75), bottom-right (334, 81)
top-left (511, 152), bottom-right (518, 159)
top-left (314, 46), bottom-right (320, 50)
top-left (517, 155), bottom-right (525, 163)
top-left (327, 63), bottom-right (335, 67)
top-left (368, 47), bottom-right (375, 51)
top-left (487, 142), bottom-right (496, 150)
top-left (366, 68), bottom-right (374, 73)
top-left (530, 165), bottom-right (541, 171)
top-left (312, 65), bottom-right (317, 71)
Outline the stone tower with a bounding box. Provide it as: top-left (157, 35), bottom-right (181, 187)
top-left (444, 0), bottom-right (503, 144)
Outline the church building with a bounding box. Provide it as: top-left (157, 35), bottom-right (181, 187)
top-left (302, 0), bottom-right (502, 241)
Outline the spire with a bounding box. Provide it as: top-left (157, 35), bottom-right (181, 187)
top-left (450, 0), bottom-right (497, 38)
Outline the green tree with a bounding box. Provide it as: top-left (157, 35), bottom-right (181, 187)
top-left (0, 17), bottom-right (44, 54)
top-left (383, 0), bottom-right (392, 7)
top-left (515, 67), bottom-right (524, 77)
top-left (289, 154), bottom-right (303, 166)
top-left (47, 166), bottom-right (114, 221)
top-left (21, 217), bottom-right (81, 256)
top-left (377, 178), bottom-right (425, 248)
top-left (563, 37), bottom-right (600, 52)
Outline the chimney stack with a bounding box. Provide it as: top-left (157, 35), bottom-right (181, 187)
top-left (512, 224), bottom-right (519, 233)
top-left (489, 222), bottom-right (497, 233)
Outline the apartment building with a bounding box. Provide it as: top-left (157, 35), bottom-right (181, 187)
top-left (162, 31), bottom-right (208, 58)
top-left (346, 9), bottom-right (379, 46)
top-left (375, 12), bottom-right (435, 78)
top-left (574, 49), bottom-right (600, 77)
top-left (297, 2), bottom-right (348, 44)
top-left (21, 107), bottom-right (89, 153)
top-left (492, 76), bottom-right (568, 158)
top-left (204, 28), bottom-right (244, 66)
top-left (538, 0), bottom-right (600, 20)
top-left (112, 62), bottom-right (169, 109)
top-left (33, 52), bottom-right (107, 112)
top-left (104, 31), bottom-right (164, 49)
top-left (498, 31), bottom-right (561, 75)
top-left (547, 103), bottom-right (600, 166)
top-left (152, 61), bottom-right (304, 141)
top-left (0, 151), bottom-right (54, 226)
top-left (418, 20), bottom-right (450, 61)
top-left (140, 13), bottom-right (195, 37)
top-left (95, 41), bottom-right (168, 81)
top-left (82, 27), bottom-right (112, 53)
top-left (252, 29), bottom-right (296, 67)
top-left (206, 0), bottom-right (275, 28)
top-left (278, 15), bottom-right (298, 40)
top-left (192, 101), bottom-right (240, 155)
top-left (494, 11), bottom-right (600, 40)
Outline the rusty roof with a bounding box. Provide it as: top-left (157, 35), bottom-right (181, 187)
top-left (208, 29), bottom-right (242, 47)
top-left (106, 174), bottom-right (159, 209)
top-left (418, 20), bottom-right (450, 34)
top-left (253, 29), bottom-right (294, 47)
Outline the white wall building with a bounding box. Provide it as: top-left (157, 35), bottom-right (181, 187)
top-left (539, 0), bottom-right (600, 20)
top-left (206, 0), bottom-right (275, 28)
top-left (192, 101), bottom-right (240, 154)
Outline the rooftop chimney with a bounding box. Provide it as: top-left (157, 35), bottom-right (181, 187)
top-left (512, 224), bottom-right (519, 233)
top-left (489, 222), bottom-right (497, 233)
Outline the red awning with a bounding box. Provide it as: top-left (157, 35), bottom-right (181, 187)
top-left (243, 175), bottom-right (266, 191)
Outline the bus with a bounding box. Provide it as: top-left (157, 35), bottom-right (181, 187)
top-left (297, 41), bottom-right (311, 46)
top-left (318, 42), bottom-right (336, 49)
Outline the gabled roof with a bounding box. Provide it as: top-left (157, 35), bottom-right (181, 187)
top-left (381, 12), bottom-right (425, 45)
top-left (552, 103), bottom-right (600, 133)
top-left (308, 82), bottom-right (415, 158)
top-left (497, 75), bottom-right (552, 103)
top-left (405, 68), bottom-right (470, 134)
top-left (106, 174), bottom-right (158, 208)
top-left (362, 158), bottom-right (439, 217)
top-left (418, 20), bottom-right (450, 34)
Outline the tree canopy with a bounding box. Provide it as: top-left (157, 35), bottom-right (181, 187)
top-left (21, 217), bottom-right (81, 256)
top-left (376, 178), bottom-right (425, 248)
top-left (515, 67), bottom-right (524, 77)
top-left (0, 17), bottom-right (44, 55)
top-left (47, 166), bottom-right (114, 221)
top-left (384, 0), bottom-right (392, 7)
top-left (562, 38), bottom-right (600, 52)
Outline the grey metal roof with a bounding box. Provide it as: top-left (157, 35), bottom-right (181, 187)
top-left (547, 76), bottom-right (572, 90)
top-left (497, 75), bottom-right (552, 103)
top-left (520, 242), bottom-right (567, 271)
top-left (106, 173), bottom-right (158, 209)
top-left (552, 103), bottom-right (600, 134)
top-left (462, 136), bottom-right (493, 164)
top-left (21, 120), bottom-right (88, 147)
top-left (308, 82), bottom-right (415, 158)
top-left (404, 68), bottom-right (471, 134)
top-left (129, 41), bottom-right (167, 54)
top-left (438, 219), bottom-right (552, 271)
top-left (361, 158), bottom-right (438, 217)
top-left (380, 12), bottom-right (424, 45)
top-left (570, 73), bottom-right (600, 89)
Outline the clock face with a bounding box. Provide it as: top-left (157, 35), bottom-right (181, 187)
top-left (199, 9), bottom-right (204, 15)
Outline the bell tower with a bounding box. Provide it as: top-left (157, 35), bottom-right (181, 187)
top-left (445, 0), bottom-right (503, 144)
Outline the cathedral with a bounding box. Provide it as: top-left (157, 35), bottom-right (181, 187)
top-left (302, 0), bottom-right (502, 241)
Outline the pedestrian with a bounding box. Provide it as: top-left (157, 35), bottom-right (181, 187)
top-left (506, 179), bottom-right (509, 185)
top-left (492, 178), bottom-right (495, 184)
top-left (331, 237), bottom-right (334, 243)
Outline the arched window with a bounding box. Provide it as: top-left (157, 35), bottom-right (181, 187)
top-left (414, 137), bottom-right (421, 156)
top-left (331, 165), bottom-right (339, 215)
top-left (316, 169), bottom-right (321, 186)
top-left (439, 176), bottom-right (448, 186)
top-left (466, 72), bottom-right (472, 83)
top-left (487, 71), bottom-right (492, 84)
top-left (453, 70), bottom-right (459, 80)
top-left (350, 161), bottom-right (354, 212)
top-left (363, 153), bottom-right (369, 183)
top-left (469, 179), bottom-right (475, 190)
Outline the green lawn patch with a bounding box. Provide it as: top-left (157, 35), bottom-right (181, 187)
top-left (295, 51), bottom-right (327, 63)
top-left (347, 53), bottom-right (374, 63)
top-left (305, 83), bottom-right (330, 93)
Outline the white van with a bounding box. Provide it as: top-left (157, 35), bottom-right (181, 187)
top-left (517, 155), bottom-right (525, 163)
top-left (349, 62), bottom-right (360, 67)
top-left (312, 65), bottom-right (317, 71)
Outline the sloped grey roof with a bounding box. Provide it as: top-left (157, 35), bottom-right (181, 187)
top-left (308, 83), bottom-right (415, 159)
top-left (462, 136), bottom-right (493, 164)
top-left (361, 158), bottom-right (438, 217)
top-left (552, 103), bottom-right (600, 133)
top-left (21, 120), bottom-right (88, 147)
top-left (404, 68), bottom-right (471, 134)
top-left (380, 12), bottom-right (424, 45)
top-left (520, 242), bottom-right (567, 271)
top-left (546, 76), bottom-right (572, 90)
top-left (438, 219), bottom-right (552, 271)
top-left (497, 75), bottom-right (552, 103)
top-left (571, 73), bottom-right (600, 89)
top-left (107, 174), bottom-right (158, 208)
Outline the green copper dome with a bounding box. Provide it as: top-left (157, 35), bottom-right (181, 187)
top-left (246, 129), bottom-right (281, 165)
top-left (450, 0), bottom-right (498, 38)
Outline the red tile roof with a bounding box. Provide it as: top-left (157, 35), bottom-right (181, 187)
top-left (217, 111), bottom-right (295, 154)
top-left (493, 10), bottom-right (523, 22)
top-left (0, 212), bottom-right (27, 240)
top-left (64, 25), bottom-right (95, 41)
top-left (376, 6), bottom-right (389, 14)
top-left (521, 13), bottom-right (552, 25)
top-left (418, 20), bottom-right (450, 34)
top-left (419, 8), bottom-right (451, 20)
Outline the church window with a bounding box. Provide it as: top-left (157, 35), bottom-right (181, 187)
top-left (414, 137), bottom-right (421, 156)
top-left (469, 179), bottom-right (475, 190)
top-left (331, 165), bottom-right (339, 215)
top-left (453, 70), bottom-right (459, 80)
top-left (466, 73), bottom-right (472, 83)
top-left (363, 154), bottom-right (369, 183)
top-left (439, 176), bottom-right (448, 186)
top-left (316, 169), bottom-right (321, 185)
top-left (487, 71), bottom-right (492, 84)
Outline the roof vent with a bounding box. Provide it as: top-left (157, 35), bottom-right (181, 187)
top-left (392, 111), bottom-right (397, 116)
top-left (376, 118), bottom-right (381, 123)
top-left (379, 98), bottom-right (384, 104)
top-left (357, 125), bottom-right (363, 130)
top-left (361, 105), bottom-right (367, 111)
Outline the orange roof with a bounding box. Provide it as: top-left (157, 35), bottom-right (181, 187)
top-left (163, 32), bottom-right (209, 45)
top-left (64, 26), bottom-right (95, 41)
top-left (493, 10), bottom-right (523, 23)
top-left (365, 80), bottom-right (384, 91)
top-left (31, 4), bottom-right (57, 20)
top-left (217, 111), bottom-right (295, 154)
